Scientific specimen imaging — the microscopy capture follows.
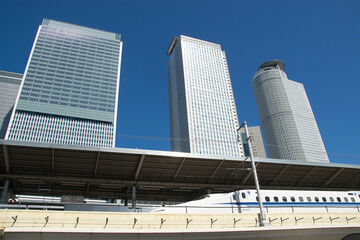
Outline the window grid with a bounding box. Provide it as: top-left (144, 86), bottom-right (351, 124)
top-left (8, 111), bottom-right (113, 147)
top-left (168, 35), bottom-right (243, 157)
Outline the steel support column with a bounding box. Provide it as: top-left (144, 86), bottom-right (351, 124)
top-left (2, 145), bottom-right (10, 174)
top-left (0, 179), bottom-right (10, 204)
top-left (132, 185), bottom-right (136, 211)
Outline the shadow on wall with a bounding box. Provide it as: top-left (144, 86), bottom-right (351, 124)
top-left (0, 107), bottom-right (13, 139)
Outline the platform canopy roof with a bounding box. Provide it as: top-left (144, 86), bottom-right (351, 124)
top-left (1, 140), bottom-right (360, 201)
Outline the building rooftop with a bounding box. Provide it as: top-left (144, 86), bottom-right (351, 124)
top-left (166, 37), bottom-right (179, 55)
top-left (258, 60), bottom-right (285, 71)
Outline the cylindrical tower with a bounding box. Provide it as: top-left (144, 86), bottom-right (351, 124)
top-left (252, 60), bottom-right (329, 162)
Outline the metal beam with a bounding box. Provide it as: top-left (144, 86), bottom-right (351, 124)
top-left (52, 148), bottom-right (55, 176)
top-left (296, 166), bottom-right (317, 186)
top-left (322, 168), bottom-right (344, 187)
top-left (132, 185), bottom-right (136, 210)
top-left (270, 164), bottom-right (289, 185)
top-left (2, 145), bottom-right (10, 174)
top-left (93, 152), bottom-right (101, 176)
top-left (0, 173), bottom-right (244, 190)
top-left (241, 162), bottom-right (260, 185)
top-left (173, 158), bottom-right (186, 181)
top-left (134, 155), bottom-right (145, 181)
top-left (208, 160), bottom-right (224, 182)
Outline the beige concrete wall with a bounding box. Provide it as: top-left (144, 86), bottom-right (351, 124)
top-left (0, 210), bottom-right (359, 230)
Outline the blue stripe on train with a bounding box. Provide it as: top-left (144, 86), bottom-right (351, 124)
top-left (220, 202), bottom-right (360, 207)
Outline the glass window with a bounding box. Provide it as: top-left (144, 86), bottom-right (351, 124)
top-left (315, 197), bottom-right (319, 202)
top-left (322, 197), bottom-right (327, 202)
top-left (274, 197), bottom-right (279, 202)
top-left (282, 196), bottom-right (287, 202)
top-left (265, 196), bottom-right (270, 202)
top-left (330, 197), bottom-right (334, 202)
top-left (337, 197), bottom-right (342, 202)
top-left (299, 197), bottom-right (304, 202)
top-left (351, 197), bottom-right (356, 203)
top-left (290, 197), bottom-right (295, 202)
top-left (344, 197), bottom-right (349, 203)
top-left (241, 192), bottom-right (246, 199)
top-left (307, 197), bottom-right (312, 202)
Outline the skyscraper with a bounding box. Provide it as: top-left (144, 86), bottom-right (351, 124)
top-left (167, 35), bottom-right (244, 157)
top-left (252, 60), bottom-right (329, 163)
top-left (0, 71), bottom-right (22, 139)
top-left (6, 19), bottom-right (122, 147)
top-left (240, 126), bottom-right (266, 158)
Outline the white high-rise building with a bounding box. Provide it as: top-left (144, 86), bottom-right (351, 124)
top-left (5, 19), bottom-right (122, 147)
top-left (252, 60), bottom-right (329, 163)
top-left (167, 35), bottom-right (244, 157)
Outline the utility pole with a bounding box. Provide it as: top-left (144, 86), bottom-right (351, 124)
top-left (238, 121), bottom-right (268, 226)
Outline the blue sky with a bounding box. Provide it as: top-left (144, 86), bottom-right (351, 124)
top-left (0, 0), bottom-right (359, 164)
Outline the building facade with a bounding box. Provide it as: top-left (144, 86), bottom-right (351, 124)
top-left (252, 60), bottom-right (329, 163)
top-left (0, 71), bottom-right (22, 139)
top-left (240, 126), bottom-right (266, 158)
top-left (6, 19), bottom-right (122, 147)
top-left (167, 35), bottom-right (244, 157)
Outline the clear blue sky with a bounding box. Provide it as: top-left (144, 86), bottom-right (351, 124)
top-left (1, 0), bottom-right (359, 164)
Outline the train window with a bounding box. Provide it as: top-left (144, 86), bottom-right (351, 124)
top-left (307, 197), bottom-right (312, 202)
top-left (233, 194), bottom-right (236, 200)
top-left (337, 197), bottom-right (342, 202)
top-left (330, 197), bottom-right (334, 202)
top-left (241, 192), bottom-right (246, 199)
top-left (315, 197), bottom-right (319, 202)
top-left (265, 196), bottom-right (270, 202)
top-left (282, 196), bottom-right (287, 202)
top-left (299, 197), bottom-right (304, 202)
top-left (344, 197), bottom-right (349, 203)
top-left (322, 197), bottom-right (327, 202)
top-left (290, 196), bottom-right (295, 202)
top-left (274, 197), bottom-right (279, 202)
top-left (351, 197), bottom-right (356, 203)
top-left (256, 197), bottom-right (259, 202)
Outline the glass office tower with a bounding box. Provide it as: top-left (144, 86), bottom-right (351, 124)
top-left (252, 60), bottom-right (329, 163)
top-left (6, 19), bottom-right (122, 147)
top-left (167, 35), bottom-right (244, 157)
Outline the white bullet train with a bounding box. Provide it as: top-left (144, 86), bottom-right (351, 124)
top-left (154, 189), bottom-right (360, 214)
